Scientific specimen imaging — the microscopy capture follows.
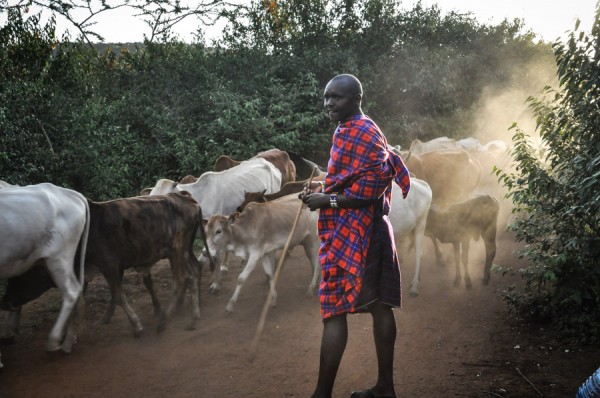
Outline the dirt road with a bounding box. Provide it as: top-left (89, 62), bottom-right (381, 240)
top-left (0, 230), bottom-right (598, 397)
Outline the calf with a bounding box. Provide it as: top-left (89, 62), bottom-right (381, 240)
top-left (86, 192), bottom-right (211, 336)
top-left (425, 195), bottom-right (500, 288)
top-left (0, 183), bottom-right (90, 368)
top-left (201, 194), bottom-right (320, 313)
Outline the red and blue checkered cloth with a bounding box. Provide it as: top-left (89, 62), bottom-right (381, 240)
top-left (318, 115), bottom-right (411, 319)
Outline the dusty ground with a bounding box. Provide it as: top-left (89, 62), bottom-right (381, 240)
top-left (0, 228), bottom-right (598, 398)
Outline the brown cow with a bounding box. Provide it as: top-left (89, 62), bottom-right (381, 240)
top-left (86, 192), bottom-right (212, 336)
top-left (286, 151), bottom-right (327, 180)
top-left (425, 195), bottom-right (500, 288)
top-left (214, 148), bottom-right (297, 185)
top-left (401, 149), bottom-right (481, 204)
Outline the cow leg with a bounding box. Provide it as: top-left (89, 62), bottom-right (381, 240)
top-left (44, 258), bottom-right (83, 352)
top-left (261, 253), bottom-right (277, 307)
top-left (302, 238), bottom-right (320, 297)
top-left (61, 295), bottom-right (84, 353)
top-left (117, 289), bottom-right (144, 337)
top-left (141, 270), bottom-right (162, 316)
top-left (452, 243), bottom-right (462, 287)
top-left (462, 240), bottom-right (472, 288)
top-left (1, 308), bottom-right (21, 343)
top-left (410, 220), bottom-right (427, 296)
top-left (431, 237), bottom-right (445, 267)
top-left (483, 236), bottom-right (497, 285)
top-left (103, 269), bottom-right (144, 337)
top-left (185, 276), bottom-right (201, 331)
top-left (100, 267), bottom-right (124, 324)
top-left (208, 250), bottom-right (227, 294)
top-left (226, 253), bottom-right (261, 313)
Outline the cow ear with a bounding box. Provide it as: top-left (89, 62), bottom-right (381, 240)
top-left (202, 218), bottom-right (208, 226)
top-left (261, 189), bottom-right (267, 194)
top-left (229, 212), bottom-right (240, 223)
top-left (140, 188), bottom-right (152, 196)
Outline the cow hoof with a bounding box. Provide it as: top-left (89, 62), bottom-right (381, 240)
top-left (409, 291), bottom-right (419, 297)
top-left (133, 328), bottom-right (145, 338)
top-left (46, 341), bottom-right (62, 352)
top-left (225, 304), bottom-right (234, 313)
top-left (453, 280), bottom-right (460, 288)
top-left (185, 322), bottom-right (196, 331)
top-left (208, 284), bottom-right (221, 295)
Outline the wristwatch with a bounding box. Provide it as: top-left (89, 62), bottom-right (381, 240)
top-left (329, 193), bottom-right (338, 208)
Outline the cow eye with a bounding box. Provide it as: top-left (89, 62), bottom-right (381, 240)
top-left (215, 228), bottom-right (222, 235)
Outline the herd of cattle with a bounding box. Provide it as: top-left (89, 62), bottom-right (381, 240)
top-left (0, 140), bottom-right (513, 368)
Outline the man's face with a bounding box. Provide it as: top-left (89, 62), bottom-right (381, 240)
top-left (323, 79), bottom-right (357, 123)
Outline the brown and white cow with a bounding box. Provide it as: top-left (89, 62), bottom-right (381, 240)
top-left (214, 148), bottom-right (297, 185)
top-left (86, 192), bottom-right (211, 336)
top-left (150, 157), bottom-right (282, 218)
top-left (425, 194), bottom-right (500, 288)
top-left (0, 183), bottom-right (90, 368)
top-left (200, 193), bottom-right (320, 313)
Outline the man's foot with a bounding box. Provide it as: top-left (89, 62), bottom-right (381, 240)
top-left (350, 387), bottom-right (396, 398)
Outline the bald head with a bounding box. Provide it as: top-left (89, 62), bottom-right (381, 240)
top-left (323, 74), bottom-right (364, 123)
top-left (329, 74), bottom-right (363, 97)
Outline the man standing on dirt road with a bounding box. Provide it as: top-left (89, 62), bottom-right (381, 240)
top-left (300, 74), bottom-right (411, 398)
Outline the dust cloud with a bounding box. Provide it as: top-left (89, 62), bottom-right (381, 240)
top-left (467, 55), bottom-right (559, 147)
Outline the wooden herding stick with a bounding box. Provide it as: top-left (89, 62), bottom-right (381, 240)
top-left (249, 166), bottom-right (319, 361)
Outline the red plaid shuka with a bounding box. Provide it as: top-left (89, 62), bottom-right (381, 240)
top-left (318, 115), bottom-right (410, 319)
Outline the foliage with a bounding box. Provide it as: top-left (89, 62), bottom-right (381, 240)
top-left (1, 0), bottom-right (555, 197)
top-left (498, 10), bottom-right (600, 343)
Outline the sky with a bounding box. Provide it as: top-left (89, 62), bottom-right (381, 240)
top-left (0, 0), bottom-right (597, 44)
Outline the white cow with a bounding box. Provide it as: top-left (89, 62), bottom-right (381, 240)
top-left (149, 157), bottom-right (283, 289)
top-left (0, 183), bottom-right (90, 368)
top-left (149, 157), bottom-right (282, 217)
top-left (389, 178), bottom-right (433, 296)
top-left (200, 193), bottom-right (320, 313)
top-left (0, 180), bottom-right (15, 188)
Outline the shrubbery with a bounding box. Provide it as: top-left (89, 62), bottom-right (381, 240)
top-left (498, 11), bottom-right (600, 343)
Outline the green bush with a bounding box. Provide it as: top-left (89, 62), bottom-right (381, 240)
top-left (498, 11), bottom-right (600, 343)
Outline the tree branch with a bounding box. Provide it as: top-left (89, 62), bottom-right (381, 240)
top-left (0, 0), bottom-right (241, 45)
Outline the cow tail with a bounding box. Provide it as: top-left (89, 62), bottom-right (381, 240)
top-left (197, 206), bottom-right (215, 273)
top-left (78, 196), bottom-right (90, 290)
